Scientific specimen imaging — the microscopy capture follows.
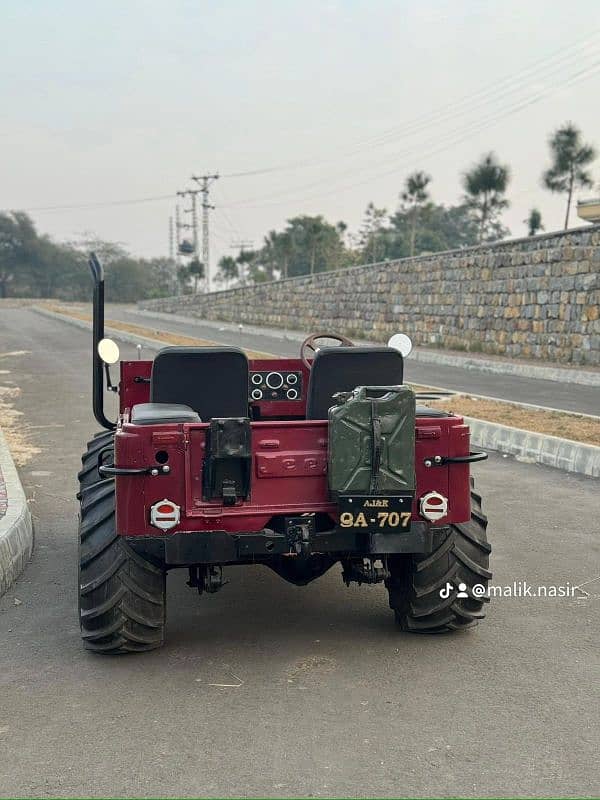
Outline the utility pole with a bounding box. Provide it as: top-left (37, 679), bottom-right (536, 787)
top-left (174, 205), bottom-right (182, 265)
top-left (168, 216), bottom-right (174, 261)
top-left (176, 188), bottom-right (205, 292)
top-left (230, 240), bottom-right (254, 286)
top-left (191, 173), bottom-right (219, 292)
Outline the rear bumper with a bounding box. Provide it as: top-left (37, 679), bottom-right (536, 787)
top-left (127, 523), bottom-right (435, 566)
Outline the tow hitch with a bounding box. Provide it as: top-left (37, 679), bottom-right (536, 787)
top-left (342, 558), bottom-right (390, 586)
top-left (285, 515), bottom-right (316, 555)
top-left (187, 565), bottom-right (228, 594)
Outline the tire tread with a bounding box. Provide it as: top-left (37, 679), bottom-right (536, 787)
top-left (78, 473), bottom-right (166, 654)
top-left (387, 485), bottom-right (491, 633)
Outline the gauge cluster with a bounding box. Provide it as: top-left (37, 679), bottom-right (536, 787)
top-left (249, 370), bottom-right (303, 402)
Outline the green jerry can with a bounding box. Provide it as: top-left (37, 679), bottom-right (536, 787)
top-left (327, 385), bottom-right (416, 498)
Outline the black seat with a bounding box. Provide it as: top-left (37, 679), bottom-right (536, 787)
top-left (131, 403), bottom-right (201, 426)
top-left (306, 346), bottom-right (404, 420)
top-left (151, 346), bottom-right (249, 420)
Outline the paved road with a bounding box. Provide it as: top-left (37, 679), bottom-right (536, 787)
top-left (108, 305), bottom-right (600, 416)
top-left (0, 308), bottom-right (599, 798)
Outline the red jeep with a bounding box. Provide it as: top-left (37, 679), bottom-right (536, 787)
top-left (78, 254), bottom-right (491, 653)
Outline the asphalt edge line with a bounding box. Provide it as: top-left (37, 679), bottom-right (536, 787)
top-left (0, 427), bottom-right (34, 597)
top-left (33, 306), bottom-right (600, 479)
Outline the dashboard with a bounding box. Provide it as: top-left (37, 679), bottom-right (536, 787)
top-left (248, 358), bottom-right (309, 417)
top-left (249, 369), bottom-right (303, 401)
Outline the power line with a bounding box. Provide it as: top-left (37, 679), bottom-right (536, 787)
top-left (15, 28), bottom-right (600, 223)
top-left (348, 29), bottom-right (600, 151)
top-left (222, 57), bottom-right (600, 210)
top-left (21, 193), bottom-right (175, 213)
top-left (218, 29), bottom-right (600, 182)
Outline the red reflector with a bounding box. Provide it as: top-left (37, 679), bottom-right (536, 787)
top-left (157, 504), bottom-right (174, 514)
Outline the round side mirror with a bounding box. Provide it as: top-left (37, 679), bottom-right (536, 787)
top-left (388, 333), bottom-right (413, 358)
top-left (98, 338), bottom-right (120, 364)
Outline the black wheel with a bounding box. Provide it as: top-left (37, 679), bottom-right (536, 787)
top-left (77, 430), bottom-right (115, 495)
top-left (386, 483), bottom-right (491, 632)
top-left (78, 478), bottom-right (166, 653)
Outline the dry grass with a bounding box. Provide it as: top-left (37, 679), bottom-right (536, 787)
top-left (426, 394), bottom-right (600, 447)
top-left (45, 305), bottom-right (277, 360)
top-left (0, 375), bottom-right (42, 467)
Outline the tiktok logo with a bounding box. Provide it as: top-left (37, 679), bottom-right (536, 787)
top-left (439, 581), bottom-right (469, 599)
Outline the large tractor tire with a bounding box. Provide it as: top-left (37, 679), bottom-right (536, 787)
top-left (78, 478), bottom-right (166, 653)
top-left (77, 430), bottom-right (115, 494)
top-left (386, 483), bottom-right (491, 632)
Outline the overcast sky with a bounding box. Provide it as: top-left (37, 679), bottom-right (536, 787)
top-left (2, 0), bottom-right (600, 276)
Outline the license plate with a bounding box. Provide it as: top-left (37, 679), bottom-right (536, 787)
top-left (338, 495), bottom-right (413, 533)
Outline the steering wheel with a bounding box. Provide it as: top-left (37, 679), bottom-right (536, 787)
top-left (301, 332), bottom-right (355, 370)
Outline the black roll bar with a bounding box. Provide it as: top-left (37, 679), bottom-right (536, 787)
top-left (88, 252), bottom-right (116, 430)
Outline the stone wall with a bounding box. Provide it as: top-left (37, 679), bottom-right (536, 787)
top-left (141, 225), bottom-right (600, 365)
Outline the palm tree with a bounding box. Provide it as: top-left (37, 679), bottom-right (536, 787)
top-left (401, 171), bottom-right (431, 256)
top-left (188, 257), bottom-right (204, 293)
top-left (524, 209), bottom-right (544, 237)
top-left (463, 153), bottom-right (510, 242)
top-left (542, 123), bottom-right (596, 229)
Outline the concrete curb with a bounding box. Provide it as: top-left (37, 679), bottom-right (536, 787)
top-left (466, 417), bottom-right (600, 478)
top-left (130, 307), bottom-right (600, 387)
top-left (33, 306), bottom-right (600, 479)
top-left (0, 427), bottom-right (34, 597)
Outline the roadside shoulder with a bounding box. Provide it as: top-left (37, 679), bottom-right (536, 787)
top-left (0, 427), bottom-right (34, 597)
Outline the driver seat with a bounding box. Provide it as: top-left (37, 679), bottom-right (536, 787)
top-left (305, 346), bottom-right (404, 420)
top-left (150, 346), bottom-right (249, 420)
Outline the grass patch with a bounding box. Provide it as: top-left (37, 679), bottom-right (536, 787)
top-left (425, 394), bottom-right (600, 447)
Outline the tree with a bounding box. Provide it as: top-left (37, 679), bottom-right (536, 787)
top-left (542, 123), bottom-right (596, 229)
top-left (462, 153), bottom-right (510, 242)
top-left (216, 255), bottom-right (239, 288)
top-left (525, 209), bottom-right (544, 237)
top-left (0, 212), bottom-right (38, 297)
top-left (386, 202), bottom-right (479, 258)
top-left (145, 257), bottom-right (178, 297)
top-left (260, 230), bottom-right (293, 279)
top-left (176, 264), bottom-right (194, 294)
top-left (70, 235), bottom-right (153, 301)
top-left (68, 233), bottom-right (129, 265)
top-left (188, 257), bottom-right (204, 293)
top-left (284, 215), bottom-right (348, 276)
top-left (359, 203), bottom-right (388, 263)
top-left (401, 171), bottom-right (431, 256)
top-left (0, 212), bottom-right (89, 299)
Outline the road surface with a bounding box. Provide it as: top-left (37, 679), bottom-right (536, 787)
top-left (0, 308), bottom-right (598, 798)
top-left (107, 305), bottom-right (599, 416)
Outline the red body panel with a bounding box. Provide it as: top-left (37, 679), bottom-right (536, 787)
top-left (115, 358), bottom-right (471, 536)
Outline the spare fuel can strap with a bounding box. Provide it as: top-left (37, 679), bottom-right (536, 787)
top-left (370, 400), bottom-right (382, 493)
